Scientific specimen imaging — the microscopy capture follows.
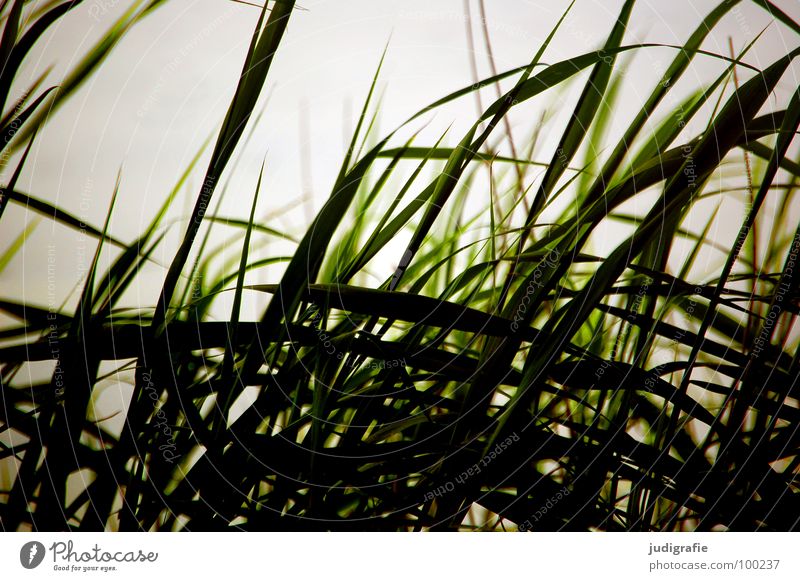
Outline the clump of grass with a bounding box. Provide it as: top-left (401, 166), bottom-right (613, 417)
top-left (1, 0), bottom-right (799, 531)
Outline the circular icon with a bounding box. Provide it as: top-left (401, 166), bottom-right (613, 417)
top-left (19, 541), bottom-right (46, 569)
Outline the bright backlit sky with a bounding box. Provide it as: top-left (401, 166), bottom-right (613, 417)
top-left (2, 0), bottom-right (799, 314)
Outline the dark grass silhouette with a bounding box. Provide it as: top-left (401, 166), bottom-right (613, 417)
top-left (1, 0), bottom-right (799, 531)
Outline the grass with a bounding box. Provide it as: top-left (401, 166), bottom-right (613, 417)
top-left (0, 0), bottom-right (799, 531)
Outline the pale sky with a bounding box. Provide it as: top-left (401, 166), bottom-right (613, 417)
top-left (2, 0), bottom-right (799, 316)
